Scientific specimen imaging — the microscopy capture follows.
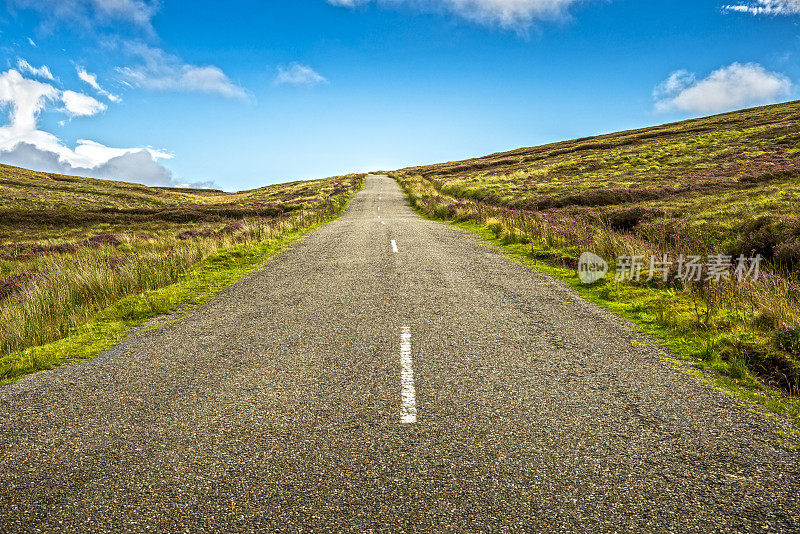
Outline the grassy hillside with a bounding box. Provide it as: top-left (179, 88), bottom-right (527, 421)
top-left (0, 165), bottom-right (364, 382)
top-left (398, 101), bottom-right (800, 267)
top-left (0, 164), bottom-right (358, 242)
top-left (393, 100), bottom-right (800, 416)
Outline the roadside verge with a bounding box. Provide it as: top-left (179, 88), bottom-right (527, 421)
top-left (393, 174), bottom-right (800, 446)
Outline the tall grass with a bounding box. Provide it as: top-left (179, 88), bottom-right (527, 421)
top-left (396, 172), bottom-right (800, 395)
top-left (0, 186), bottom-right (358, 365)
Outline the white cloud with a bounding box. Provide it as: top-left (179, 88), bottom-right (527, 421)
top-left (90, 0), bottom-right (158, 25)
top-left (27, 37), bottom-right (37, 47)
top-left (326, 0), bottom-right (586, 30)
top-left (0, 69), bottom-right (58, 133)
top-left (62, 90), bottom-right (107, 117)
top-left (274, 63), bottom-right (328, 86)
top-left (76, 68), bottom-right (101, 91)
top-left (116, 42), bottom-right (248, 99)
top-left (13, 6), bottom-right (245, 101)
top-left (654, 62), bottom-right (792, 114)
top-left (722, 1), bottom-right (800, 15)
top-left (7, 0), bottom-right (159, 31)
top-left (76, 67), bottom-right (122, 102)
top-left (16, 59), bottom-right (54, 81)
top-left (69, 138), bottom-right (172, 163)
top-left (0, 68), bottom-right (206, 187)
top-left (1, 142), bottom-right (178, 186)
top-left (655, 70), bottom-right (694, 97)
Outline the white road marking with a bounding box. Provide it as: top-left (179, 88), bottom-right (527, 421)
top-left (381, 221), bottom-right (386, 225)
top-left (391, 240), bottom-right (398, 253)
top-left (399, 326), bottom-right (417, 424)
top-left (378, 206), bottom-right (381, 211)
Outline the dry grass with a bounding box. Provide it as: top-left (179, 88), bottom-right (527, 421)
top-left (392, 100), bottom-right (800, 397)
top-left (0, 168), bottom-right (364, 373)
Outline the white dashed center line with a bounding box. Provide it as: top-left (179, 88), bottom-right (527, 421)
top-left (399, 326), bottom-right (417, 424)
top-left (391, 240), bottom-right (398, 253)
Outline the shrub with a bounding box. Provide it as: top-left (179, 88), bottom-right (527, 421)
top-left (85, 233), bottom-right (121, 247)
top-left (774, 238), bottom-right (800, 271)
top-left (730, 216), bottom-right (800, 263)
top-left (776, 322), bottom-right (800, 356)
top-left (177, 228), bottom-right (216, 240)
top-left (486, 219), bottom-right (504, 237)
top-left (607, 207), bottom-right (668, 231)
top-left (432, 204), bottom-right (452, 220)
top-left (220, 221), bottom-right (245, 234)
top-left (0, 271), bottom-right (35, 302)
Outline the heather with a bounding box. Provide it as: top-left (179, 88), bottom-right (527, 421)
top-left (391, 100), bottom-right (800, 404)
top-left (0, 166), bottom-right (364, 381)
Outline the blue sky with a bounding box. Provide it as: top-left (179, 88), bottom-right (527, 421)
top-left (1, 0), bottom-right (799, 191)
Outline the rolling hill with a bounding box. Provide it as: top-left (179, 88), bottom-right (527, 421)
top-left (0, 166), bottom-right (364, 382)
top-left (392, 100), bottom-right (800, 405)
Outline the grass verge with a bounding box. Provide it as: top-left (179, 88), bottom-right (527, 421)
top-left (0, 219), bottom-right (333, 386)
top-left (0, 171), bottom-right (365, 382)
top-left (398, 183), bottom-right (800, 442)
top-left (464, 221), bottom-right (798, 429)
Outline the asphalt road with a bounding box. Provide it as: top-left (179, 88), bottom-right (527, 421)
top-left (1, 175), bottom-right (798, 532)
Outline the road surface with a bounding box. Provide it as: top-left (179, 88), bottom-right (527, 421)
top-left (1, 175), bottom-right (798, 531)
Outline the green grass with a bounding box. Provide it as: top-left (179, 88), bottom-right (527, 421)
top-left (0, 166), bottom-right (365, 382)
top-left (0, 163), bottom-right (362, 243)
top-left (447, 219), bottom-right (800, 433)
top-left (391, 99), bottom-right (800, 432)
top-left (400, 100), bottom-right (800, 264)
top-left (0, 223), bottom-right (322, 385)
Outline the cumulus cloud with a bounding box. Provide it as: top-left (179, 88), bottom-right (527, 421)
top-left (62, 90), bottom-right (107, 117)
top-left (0, 69), bottom-right (58, 132)
top-left (115, 42), bottom-right (248, 99)
top-left (274, 63), bottom-right (328, 86)
top-left (654, 62), bottom-right (792, 114)
top-left (0, 142), bottom-right (179, 186)
top-left (76, 67), bottom-right (121, 102)
top-left (0, 68), bottom-right (208, 187)
top-left (16, 59), bottom-right (54, 81)
top-left (722, 0), bottom-right (800, 15)
top-left (326, 0), bottom-right (587, 30)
